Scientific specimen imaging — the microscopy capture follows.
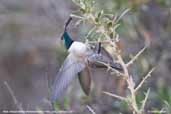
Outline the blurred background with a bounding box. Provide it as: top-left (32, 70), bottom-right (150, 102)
top-left (0, 0), bottom-right (170, 114)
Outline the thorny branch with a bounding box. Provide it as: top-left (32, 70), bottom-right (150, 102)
top-left (71, 0), bottom-right (155, 113)
top-left (140, 88), bottom-right (150, 112)
top-left (103, 91), bottom-right (127, 101)
top-left (86, 105), bottom-right (97, 114)
top-left (135, 68), bottom-right (155, 92)
top-left (126, 46), bottom-right (147, 67)
top-left (96, 60), bottom-right (128, 79)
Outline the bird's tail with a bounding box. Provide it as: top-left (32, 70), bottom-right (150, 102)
top-left (110, 61), bottom-right (123, 71)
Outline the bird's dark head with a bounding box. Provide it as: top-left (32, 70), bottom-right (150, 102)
top-left (60, 17), bottom-right (74, 49)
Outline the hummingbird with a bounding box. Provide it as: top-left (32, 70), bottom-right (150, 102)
top-left (51, 17), bottom-right (122, 103)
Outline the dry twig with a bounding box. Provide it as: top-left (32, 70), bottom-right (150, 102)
top-left (103, 91), bottom-right (127, 101)
top-left (135, 68), bottom-right (155, 92)
top-left (86, 105), bottom-right (96, 114)
top-left (126, 46), bottom-right (147, 67)
top-left (96, 60), bottom-right (128, 79)
top-left (4, 81), bottom-right (25, 114)
top-left (140, 88), bottom-right (150, 112)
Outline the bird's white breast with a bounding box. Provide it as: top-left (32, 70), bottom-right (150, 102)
top-left (68, 41), bottom-right (87, 56)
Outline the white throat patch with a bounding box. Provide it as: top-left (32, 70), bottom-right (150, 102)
top-left (68, 41), bottom-right (87, 55)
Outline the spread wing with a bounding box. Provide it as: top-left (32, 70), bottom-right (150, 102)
top-left (78, 66), bottom-right (91, 95)
top-left (51, 54), bottom-right (85, 102)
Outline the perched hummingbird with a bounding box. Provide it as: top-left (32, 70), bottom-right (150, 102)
top-left (51, 17), bottom-right (122, 103)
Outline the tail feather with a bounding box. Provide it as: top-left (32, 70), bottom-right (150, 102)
top-left (110, 62), bottom-right (123, 71)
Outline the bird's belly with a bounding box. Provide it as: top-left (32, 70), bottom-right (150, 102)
top-left (69, 42), bottom-right (87, 56)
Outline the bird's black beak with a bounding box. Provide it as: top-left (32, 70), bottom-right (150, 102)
top-left (64, 17), bottom-right (72, 31)
top-left (61, 17), bottom-right (73, 40)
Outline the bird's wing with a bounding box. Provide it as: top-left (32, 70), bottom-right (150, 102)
top-left (88, 43), bottom-right (123, 71)
top-left (100, 47), bottom-right (113, 62)
top-left (94, 43), bottom-right (113, 62)
top-left (88, 53), bottom-right (123, 71)
top-left (78, 66), bottom-right (91, 95)
top-left (99, 47), bottom-right (123, 71)
top-left (51, 54), bottom-right (85, 102)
